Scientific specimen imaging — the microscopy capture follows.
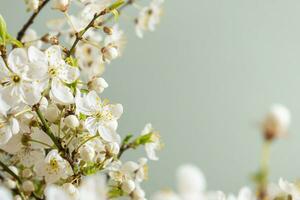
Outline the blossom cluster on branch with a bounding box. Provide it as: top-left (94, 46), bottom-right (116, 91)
top-left (0, 0), bottom-right (164, 199)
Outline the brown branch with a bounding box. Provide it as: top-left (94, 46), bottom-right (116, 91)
top-left (17, 0), bottom-right (51, 41)
top-left (66, 0), bottom-right (134, 57)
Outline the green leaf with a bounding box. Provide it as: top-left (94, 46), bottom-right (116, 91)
top-left (7, 34), bottom-right (23, 47)
top-left (134, 133), bottom-right (153, 146)
top-left (108, 0), bottom-right (125, 11)
top-left (111, 9), bottom-right (120, 21)
top-left (0, 15), bottom-right (7, 44)
top-left (109, 187), bottom-right (124, 198)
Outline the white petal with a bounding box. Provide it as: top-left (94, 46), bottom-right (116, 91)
top-left (20, 82), bottom-right (42, 105)
top-left (98, 125), bottom-right (119, 143)
top-left (50, 78), bottom-right (74, 105)
top-left (58, 64), bottom-right (80, 84)
top-left (45, 45), bottom-right (63, 66)
top-left (7, 48), bottom-right (28, 74)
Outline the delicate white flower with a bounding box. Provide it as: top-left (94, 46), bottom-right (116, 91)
top-left (141, 123), bottom-right (161, 160)
top-left (87, 77), bottom-right (108, 93)
top-left (263, 104), bottom-right (291, 139)
top-left (75, 91), bottom-right (123, 142)
top-left (0, 114), bottom-right (19, 146)
top-left (135, 1), bottom-right (163, 38)
top-left (279, 178), bottom-right (300, 200)
top-left (44, 46), bottom-right (80, 104)
top-left (101, 44), bottom-right (119, 63)
top-left (0, 47), bottom-right (46, 106)
top-left (35, 150), bottom-right (73, 184)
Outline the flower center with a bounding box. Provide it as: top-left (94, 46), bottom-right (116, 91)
top-left (11, 75), bottom-right (21, 83)
top-left (50, 159), bottom-right (59, 171)
top-left (49, 67), bottom-right (57, 77)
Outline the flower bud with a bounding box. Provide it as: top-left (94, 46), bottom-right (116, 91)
top-left (80, 145), bottom-right (95, 162)
top-left (44, 104), bottom-right (60, 123)
top-left (14, 195), bottom-right (22, 200)
top-left (4, 179), bottom-right (16, 189)
top-left (87, 77), bottom-right (108, 93)
top-left (22, 180), bottom-right (35, 193)
top-left (262, 104), bottom-right (291, 141)
top-left (103, 26), bottom-right (113, 35)
top-left (22, 169), bottom-right (33, 178)
top-left (53, 0), bottom-right (70, 12)
top-left (64, 115), bottom-right (80, 129)
top-left (122, 180), bottom-right (136, 194)
top-left (26, 0), bottom-right (39, 11)
top-left (62, 183), bottom-right (79, 198)
top-left (101, 45), bottom-right (119, 62)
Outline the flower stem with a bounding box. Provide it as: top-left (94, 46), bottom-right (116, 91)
top-left (34, 106), bottom-right (63, 151)
top-left (0, 161), bottom-right (21, 183)
top-left (16, 0), bottom-right (51, 41)
top-left (67, 0), bottom-right (133, 57)
top-left (257, 141), bottom-right (271, 200)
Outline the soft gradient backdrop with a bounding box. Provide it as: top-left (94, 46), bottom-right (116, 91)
top-left (2, 0), bottom-right (300, 194)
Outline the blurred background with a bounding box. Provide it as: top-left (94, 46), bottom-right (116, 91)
top-left (2, 0), bottom-right (300, 194)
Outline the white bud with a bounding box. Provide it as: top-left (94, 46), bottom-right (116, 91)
top-left (53, 0), bottom-right (70, 12)
top-left (4, 179), bottom-right (16, 189)
top-left (107, 142), bottom-right (120, 155)
top-left (80, 145), bottom-right (95, 162)
top-left (14, 195), bottom-right (22, 200)
top-left (44, 104), bottom-right (60, 122)
top-left (22, 180), bottom-right (35, 193)
top-left (132, 186), bottom-right (146, 200)
top-left (26, 0), bottom-right (39, 11)
top-left (122, 180), bottom-right (136, 194)
top-left (22, 169), bottom-right (32, 178)
top-left (88, 77), bottom-right (108, 93)
top-left (64, 115), bottom-right (80, 129)
top-left (101, 45), bottom-right (119, 62)
top-left (62, 183), bottom-right (79, 198)
top-left (263, 104), bottom-right (291, 139)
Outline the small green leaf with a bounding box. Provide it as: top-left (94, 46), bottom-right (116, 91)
top-left (134, 133), bottom-right (153, 146)
top-left (7, 34), bottom-right (23, 47)
top-left (111, 9), bottom-right (120, 21)
top-left (0, 15), bottom-right (7, 44)
top-left (108, 0), bottom-right (125, 11)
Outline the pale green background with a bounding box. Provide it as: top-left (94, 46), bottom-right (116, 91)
top-left (1, 0), bottom-right (300, 195)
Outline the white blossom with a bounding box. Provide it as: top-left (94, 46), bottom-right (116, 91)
top-left (75, 91), bottom-right (123, 142)
top-left (35, 150), bottom-right (73, 184)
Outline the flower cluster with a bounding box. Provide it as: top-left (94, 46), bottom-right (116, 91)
top-left (0, 0), bottom-right (164, 199)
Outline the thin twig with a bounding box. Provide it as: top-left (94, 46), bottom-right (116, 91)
top-left (0, 161), bottom-right (21, 183)
top-left (34, 106), bottom-right (63, 151)
top-left (67, 0), bottom-right (134, 57)
top-left (17, 0), bottom-right (51, 41)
